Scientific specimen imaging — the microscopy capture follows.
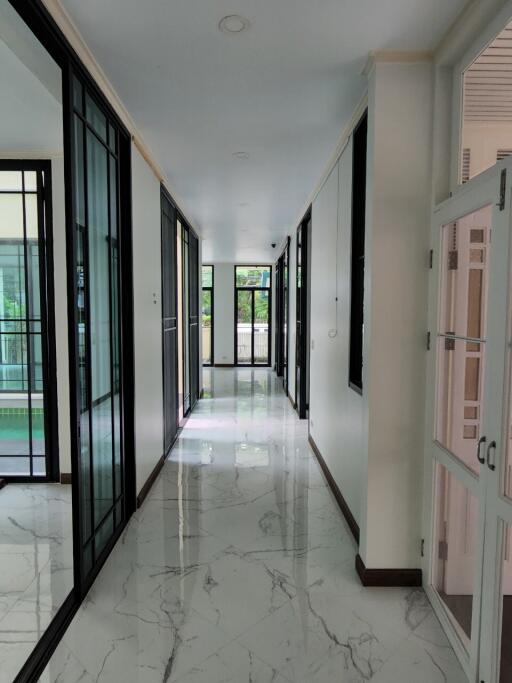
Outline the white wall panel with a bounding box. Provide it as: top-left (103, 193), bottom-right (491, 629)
top-left (132, 146), bottom-right (164, 494)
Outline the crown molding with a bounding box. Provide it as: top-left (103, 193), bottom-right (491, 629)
top-left (362, 50), bottom-right (433, 77)
top-left (41, 0), bottom-right (202, 237)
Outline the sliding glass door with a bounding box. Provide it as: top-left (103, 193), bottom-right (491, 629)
top-left (296, 214), bottom-right (309, 418)
top-left (0, 162), bottom-right (57, 479)
top-left (202, 265), bottom-right (213, 366)
top-left (235, 266), bottom-right (271, 366)
top-left (70, 72), bottom-right (133, 583)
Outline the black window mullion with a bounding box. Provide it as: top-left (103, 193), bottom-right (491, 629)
top-left (21, 173), bottom-right (34, 476)
top-left (106, 148), bottom-right (116, 523)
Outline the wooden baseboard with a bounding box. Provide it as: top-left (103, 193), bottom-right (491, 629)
top-left (308, 434), bottom-right (360, 544)
top-left (136, 454), bottom-right (165, 508)
top-left (355, 554), bottom-right (422, 587)
top-left (60, 473), bottom-right (72, 484)
top-left (214, 363), bottom-right (234, 368)
top-left (0, 478), bottom-right (6, 490)
top-left (287, 392), bottom-right (297, 409)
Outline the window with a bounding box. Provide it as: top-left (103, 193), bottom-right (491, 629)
top-left (235, 265), bottom-right (271, 287)
top-left (202, 265), bottom-right (213, 365)
top-left (460, 20), bottom-right (512, 182)
top-left (349, 110), bottom-right (368, 393)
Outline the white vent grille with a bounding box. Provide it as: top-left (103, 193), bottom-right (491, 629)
top-left (462, 148), bottom-right (471, 183)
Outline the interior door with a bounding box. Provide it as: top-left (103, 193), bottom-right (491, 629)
top-left (161, 191), bottom-right (178, 454)
top-left (424, 162), bottom-right (512, 682)
top-left (188, 230), bottom-right (199, 408)
top-left (296, 216), bottom-right (309, 418)
top-left (477, 163), bottom-right (512, 683)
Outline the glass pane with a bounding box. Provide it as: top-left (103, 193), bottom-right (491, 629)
top-left (73, 75), bottom-right (83, 113)
top-left (23, 172), bottom-right (37, 192)
top-left (25, 194), bottom-right (38, 239)
top-left (433, 462), bottom-right (477, 649)
top-left (202, 265), bottom-right (213, 288)
top-left (31, 395), bottom-right (45, 458)
top-left (237, 290), bottom-right (252, 364)
top-left (74, 118), bottom-right (86, 227)
top-left (254, 290), bottom-right (269, 364)
top-left (202, 290), bottom-right (212, 365)
top-left (439, 206), bottom-right (491, 339)
top-left (0, 194), bottom-right (24, 239)
top-left (236, 266), bottom-right (271, 287)
top-left (87, 130), bottom-right (114, 527)
top-left (499, 523), bottom-right (512, 683)
top-left (0, 171), bottom-right (22, 191)
top-left (85, 93), bottom-right (107, 141)
top-left (0, 456), bottom-right (29, 475)
top-left (436, 337), bottom-right (484, 474)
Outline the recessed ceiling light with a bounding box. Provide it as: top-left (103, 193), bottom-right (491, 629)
top-left (232, 151), bottom-right (250, 160)
top-left (219, 15), bottom-right (250, 34)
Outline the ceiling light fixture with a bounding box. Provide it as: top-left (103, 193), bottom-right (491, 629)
top-left (232, 151), bottom-right (250, 160)
top-left (218, 14), bottom-right (250, 34)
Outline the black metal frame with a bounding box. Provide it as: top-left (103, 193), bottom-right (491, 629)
top-left (274, 238), bottom-right (290, 392)
top-left (161, 186), bottom-right (179, 456)
top-left (202, 264), bottom-right (214, 366)
top-left (7, 3), bottom-right (136, 681)
top-left (0, 159), bottom-right (60, 482)
top-left (233, 265), bottom-right (272, 367)
top-left (348, 110), bottom-right (368, 395)
top-left (295, 210), bottom-right (310, 419)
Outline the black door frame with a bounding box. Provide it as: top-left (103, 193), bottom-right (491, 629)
top-left (7, 3), bottom-right (135, 681)
top-left (295, 210), bottom-right (310, 419)
top-left (201, 265), bottom-right (214, 366)
top-left (0, 159), bottom-right (59, 483)
top-left (161, 187), bottom-right (179, 456)
top-left (274, 237), bottom-right (290, 391)
top-left (234, 266), bottom-right (272, 367)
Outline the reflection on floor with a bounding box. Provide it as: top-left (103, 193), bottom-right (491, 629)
top-left (0, 483), bottom-right (73, 682)
top-left (43, 369), bottom-right (467, 682)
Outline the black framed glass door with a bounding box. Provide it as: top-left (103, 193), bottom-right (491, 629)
top-left (296, 212), bottom-right (310, 419)
top-left (70, 72), bottom-right (134, 585)
top-left (235, 265), bottom-right (272, 366)
top-left (161, 190), bottom-right (178, 454)
top-left (274, 238), bottom-right (290, 392)
top-left (188, 230), bottom-right (199, 408)
top-left (0, 161), bottom-right (58, 480)
top-left (202, 265), bottom-right (213, 366)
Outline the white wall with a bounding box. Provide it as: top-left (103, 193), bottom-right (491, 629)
top-left (131, 146), bottom-right (164, 494)
top-left (361, 61), bottom-right (433, 569)
top-left (309, 140), bottom-right (365, 526)
top-left (213, 263), bottom-right (235, 365)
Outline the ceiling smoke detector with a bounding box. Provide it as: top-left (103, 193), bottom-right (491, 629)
top-left (219, 15), bottom-right (250, 34)
top-left (232, 151), bottom-right (250, 160)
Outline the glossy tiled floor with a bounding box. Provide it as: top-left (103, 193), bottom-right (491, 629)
top-left (0, 484), bottom-right (73, 683)
top-left (41, 368), bottom-right (467, 682)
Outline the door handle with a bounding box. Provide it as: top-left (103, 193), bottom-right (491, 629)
top-left (477, 435), bottom-right (486, 464)
top-left (486, 440), bottom-right (496, 471)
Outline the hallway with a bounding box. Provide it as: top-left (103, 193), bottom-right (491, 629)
top-left (41, 369), bottom-right (466, 683)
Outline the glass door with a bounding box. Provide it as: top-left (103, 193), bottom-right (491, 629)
top-left (478, 164), bottom-right (512, 683)
top-left (235, 265), bottom-right (271, 366)
top-left (425, 162), bottom-right (512, 682)
top-left (202, 265), bottom-right (213, 366)
top-left (71, 73), bottom-right (128, 582)
top-left (236, 289), bottom-right (253, 365)
top-left (0, 163), bottom-right (57, 479)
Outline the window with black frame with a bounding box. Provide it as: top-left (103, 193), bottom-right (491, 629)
top-left (235, 265), bottom-right (271, 366)
top-left (202, 265), bottom-right (213, 365)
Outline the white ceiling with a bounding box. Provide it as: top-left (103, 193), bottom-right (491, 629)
top-left (60, 0), bottom-right (468, 262)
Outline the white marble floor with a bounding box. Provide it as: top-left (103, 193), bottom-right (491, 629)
top-left (42, 368), bottom-right (467, 683)
top-left (0, 483), bottom-right (73, 683)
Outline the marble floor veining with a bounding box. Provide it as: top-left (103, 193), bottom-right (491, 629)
top-left (41, 368), bottom-right (467, 683)
top-left (0, 483), bottom-right (73, 683)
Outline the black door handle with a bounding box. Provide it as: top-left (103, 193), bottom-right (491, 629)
top-left (477, 435), bottom-right (486, 464)
top-left (487, 440), bottom-right (496, 471)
